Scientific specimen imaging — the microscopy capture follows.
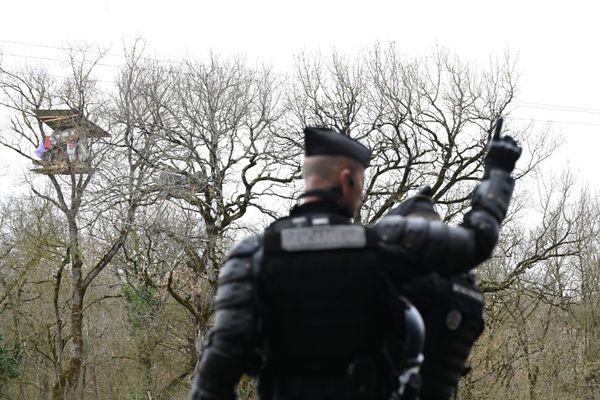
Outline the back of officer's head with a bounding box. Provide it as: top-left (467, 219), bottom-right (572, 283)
top-left (303, 155), bottom-right (363, 184)
top-left (302, 127), bottom-right (371, 212)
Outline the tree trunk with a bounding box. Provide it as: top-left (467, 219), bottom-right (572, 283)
top-left (52, 219), bottom-right (85, 400)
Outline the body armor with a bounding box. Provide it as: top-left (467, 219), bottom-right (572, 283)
top-left (259, 211), bottom-right (423, 400)
top-left (191, 203), bottom-right (425, 400)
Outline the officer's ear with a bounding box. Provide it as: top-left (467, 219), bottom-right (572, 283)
top-left (348, 175), bottom-right (356, 188)
top-left (338, 168), bottom-right (353, 192)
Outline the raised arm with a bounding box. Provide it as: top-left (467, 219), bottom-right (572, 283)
top-left (374, 119), bottom-right (522, 276)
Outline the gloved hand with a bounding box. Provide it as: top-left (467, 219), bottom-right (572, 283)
top-left (484, 117), bottom-right (522, 175)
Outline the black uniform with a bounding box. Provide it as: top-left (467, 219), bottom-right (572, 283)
top-left (386, 187), bottom-right (486, 400)
top-left (400, 271), bottom-right (484, 400)
top-left (189, 126), bottom-right (520, 400)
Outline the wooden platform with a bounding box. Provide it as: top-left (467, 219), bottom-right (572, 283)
top-left (31, 160), bottom-right (94, 175)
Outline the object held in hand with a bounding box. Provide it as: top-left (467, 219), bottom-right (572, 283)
top-left (484, 116), bottom-right (522, 174)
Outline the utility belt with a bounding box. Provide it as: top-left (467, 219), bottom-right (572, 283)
top-left (262, 357), bottom-right (392, 400)
top-left (270, 375), bottom-right (347, 399)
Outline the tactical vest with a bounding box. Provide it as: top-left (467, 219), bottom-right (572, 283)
top-left (401, 272), bottom-right (484, 400)
top-left (257, 213), bottom-right (399, 400)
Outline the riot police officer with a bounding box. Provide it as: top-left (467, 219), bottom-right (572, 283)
top-left (189, 125), bottom-right (521, 400)
top-left (388, 186), bottom-right (486, 400)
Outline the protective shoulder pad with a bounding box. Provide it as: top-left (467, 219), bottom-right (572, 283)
top-left (218, 257), bottom-right (253, 284)
top-left (372, 215), bottom-right (408, 242)
top-left (228, 234), bottom-right (262, 258)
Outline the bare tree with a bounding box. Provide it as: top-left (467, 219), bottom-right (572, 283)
top-left (102, 50), bottom-right (300, 396)
top-left (479, 173), bottom-right (585, 293)
top-left (0, 47), bottom-right (158, 399)
top-left (288, 45), bottom-right (557, 224)
top-left (1, 42), bottom-right (586, 400)
top-left (462, 174), bottom-right (599, 400)
top-left (0, 196), bottom-right (69, 399)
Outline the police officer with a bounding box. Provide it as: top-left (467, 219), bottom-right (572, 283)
top-left (189, 125), bottom-right (521, 400)
top-left (388, 186), bottom-right (486, 400)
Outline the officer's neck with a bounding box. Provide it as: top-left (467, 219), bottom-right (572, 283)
top-left (292, 199), bottom-right (352, 220)
top-left (302, 195), bottom-right (329, 204)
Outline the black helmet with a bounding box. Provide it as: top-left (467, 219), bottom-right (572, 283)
top-left (387, 186), bottom-right (439, 220)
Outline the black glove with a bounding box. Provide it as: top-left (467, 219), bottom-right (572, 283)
top-left (484, 118), bottom-right (522, 175)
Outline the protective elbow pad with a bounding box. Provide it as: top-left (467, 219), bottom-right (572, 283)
top-left (213, 308), bottom-right (255, 339)
top-left (470, 169), bottom-right (515, 222)
top-left (464, 210), bottom-right (500, 263)
top-left (375, 216), bottom-right (430, 263)
top-left (213, 245), bottom-right (260, 339)
top-left (429, 222), bottom-right (478, 275)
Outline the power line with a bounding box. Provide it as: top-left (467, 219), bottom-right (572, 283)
top-left (2, 38), bottom-right (600, 127)
top-left (0, 39), bottom-right (599, 106)
top-left (1, 52), bottom-right (73, 64)
top-left (0, 48), bottom-right (271, 84)
top-left (0, 57), bottom-right (116, 84)
top-left (510, 117), bottom-right (600, 128)
top-left (514, 101), bottom-right (600, 114)
top-left (0, 38), bottom-right (186, 66)
top-left (0, 39), bottom-right (70, 52)
top-left (514, 104), bottom-right (600, 115)
top-left (1, 52), bottom-right (121, 68)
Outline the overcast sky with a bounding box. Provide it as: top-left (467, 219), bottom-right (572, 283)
top-left (1, 0), bottom-right (599, 190)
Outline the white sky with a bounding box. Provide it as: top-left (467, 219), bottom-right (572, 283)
top-left (0, 0), bottom-right (599, 192)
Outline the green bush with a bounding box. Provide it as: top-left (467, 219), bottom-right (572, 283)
top-left (0, 335), bottom-right (19, 383)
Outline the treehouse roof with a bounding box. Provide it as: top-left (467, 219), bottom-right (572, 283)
top-left (34, 109), bottom-right (110, 138)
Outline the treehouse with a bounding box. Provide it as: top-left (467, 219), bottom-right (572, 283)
top-left (157, 170), bottom-right (207, 196)
top-left (31, 109), bottom-right (110, 175)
